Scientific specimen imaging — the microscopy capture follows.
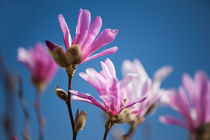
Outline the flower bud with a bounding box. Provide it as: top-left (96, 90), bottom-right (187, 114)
top-left (55, 87), bottom-right (67, 101)
top-left (195, 123), bottom-right (210, 140)
top-left (74, 110), bottom-right (86, 133)
top-left (48, 46), bottom-right (67, 68)
top-left (65, 44), bottom-right (82, 65)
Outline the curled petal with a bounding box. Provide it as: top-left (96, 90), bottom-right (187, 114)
top-left (70, 90), bottom-right (106, 112)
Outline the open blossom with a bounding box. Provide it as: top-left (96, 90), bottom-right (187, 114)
top-left (17, 42), bottom-right (57, 91)
top-left (46, 8), bottom-right (118, 68)
top-left (160, 71), bottom-right (210, 136)
top-left (70, 59), bottom-right (146, 122)
top-left (122, 59), bottom-right (172, 122)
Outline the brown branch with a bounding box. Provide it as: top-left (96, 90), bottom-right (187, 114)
top-left (17, 76), bottom-right (31, 140)
top-left (103, 120), bottom-right (114, 140)
top-left (35, 90), bottom-right (45, 140)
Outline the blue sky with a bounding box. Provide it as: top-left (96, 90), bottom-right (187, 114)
top-left (0, 0), bottom-right (210, 140)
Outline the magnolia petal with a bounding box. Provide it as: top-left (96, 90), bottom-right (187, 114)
top-left (105, 58), bottom-right (116, 78)
top-left (82, 47), bottom-right (118, 63)
top-left (195, 71), bottom-right (209, 124)
top-left (58, 14), bottom-right (72, 50)
top-left (81, 16), bottom-right (102, 51)
top-left (159, 116), bottom-right (187, 129)
top-left (17, 47), bottom-right (34, 72)
top-left (83, 29), bottom-right (118, 58)
top-left (119, 96), bottom-right (147, 114)
top-left (72, 9), bottom-right (91, 46)
top-left (70, 90), bottom-right (106, 112)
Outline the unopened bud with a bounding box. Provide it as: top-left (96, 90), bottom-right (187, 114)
top-left (65, 44), bottom-right (82, 65)
top-left (48, 46), bottom-right (67, 68)
top-left (195, 123), bottom-right (210, 140)
top-left (55, 87), bottom-right (67, 101)
top-left (74, 110), bottom-right (86, 133)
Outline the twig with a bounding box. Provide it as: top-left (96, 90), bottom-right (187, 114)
top-left (103, 120), bottom-right (114, 140)
top-left (35, 90), bottom-right (44, 140)
top-left (65, 65), bottom-right (77, 140)
top-left (17, 75), bottom-right (31, 140)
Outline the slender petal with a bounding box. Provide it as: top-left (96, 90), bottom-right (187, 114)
top-left (58, 14), bottom-right (72, 50)
top-left (160, 116), bottom-right (187, 129)
top-left (82, 47), bottom-right (118, 63)
top-left (82, 29), bottom-right (118, 59)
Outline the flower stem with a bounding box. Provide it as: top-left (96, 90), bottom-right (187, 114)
top-left (35, 90), bottom-right (44, 140)
top-left (103, 120), bottom-right (114, 140)
top-left (18, 76), bottom-right (31, 140)
top-left (66, 65), bottom-right (77, 140)
top-left (123, 123), bottom-right (137, 140)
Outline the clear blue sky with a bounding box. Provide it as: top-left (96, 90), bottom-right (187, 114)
top-left (0, 0), bottom-right (210, 140)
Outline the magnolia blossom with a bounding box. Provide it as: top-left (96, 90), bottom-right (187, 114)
top-left (71, 59), bottom-right (146, 119)
top-left (160, 71), bottom-right (210, 135)
top-left (122, 59), bottom-right (172, 121)
top-left (17, 42), bottom-right (57, 91)
top-left (46, 9), bottom-right (118, 68)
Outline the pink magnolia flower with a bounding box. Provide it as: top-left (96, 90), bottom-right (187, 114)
top-left (17, 42), bottom-right (57, 91)
top-left (160, 71), bottom-right (210, 134)
top-left (122, 59), bottom-right (172, 120)
top-left (46, 8), bottom-right (118, 67)
top-left (70, 59), bottom-right (146, 117)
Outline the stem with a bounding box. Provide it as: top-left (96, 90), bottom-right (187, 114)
top-left (103, 120), bottom-right (114, 140)
top-left (123, 123), bottom-right (137, 140)
top-left (65, 65), bottom-right (77, 140)
top-left (18, 76), bottom-right (31, 140)
top-left (35, 90), bottom-right (44, 140)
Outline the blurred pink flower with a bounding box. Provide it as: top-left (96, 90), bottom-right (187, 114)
top-left (17, 42), bottom-right (57, 90)
top-left (46, 8), bottom-right (118, 66)
top-left (71, 59), bottom-right (146, 116)
top-left (122, 59), bottom-right (172, 119)
top-left (160, 71), bottom-right (210, 134)
top-left (11, 136), bottom-right (18, 140)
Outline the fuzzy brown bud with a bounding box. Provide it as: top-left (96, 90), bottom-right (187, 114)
top-left (65, 44), bottom-right (82, 65)
top-left (194, 123), bottom-right (210, 140)
top-left (48, 46), bottom-right (67, 68)
top-left (55, 87), bottom-right (67, 101)
top-left (74, 110), bottom-right (86, 133)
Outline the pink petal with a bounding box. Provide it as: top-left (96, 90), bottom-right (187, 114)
top-left (83, 29), bottom-right (118, 59)
top-left (100, 94), bottom-right (117, 115)
top-left (17, 47), bottom-right (34, 72)
top-left (58, 14), bottom-right (72, 50)
top-left (105, 58), bottom-right (116, 78)
top-left (182, 74), bottom-right (196, 105)
top-left (79, 70), bottom-right (106, 95)
top-left (159, 116), bottom-right (187, 129)
top-left (82, 47), bottom-right (118, 63)
top-left (195, 71), bottom-right (209, 124)
top-left (81, 16), bottom-right (102, 51)
top-left (70, 90), bottom-right (106, 112)
top-left (119, 96), bottom-right (146, 114)
top-left (72, 9), bottom-right (91, 46)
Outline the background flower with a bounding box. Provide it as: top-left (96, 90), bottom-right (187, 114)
top-left (160, 71), bottom-right (210, 137)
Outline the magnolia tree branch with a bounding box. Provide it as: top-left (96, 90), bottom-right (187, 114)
top-left (35, 90), bottom-right (45, 140)
top-left (17, 76), bottom-right (31, 140)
